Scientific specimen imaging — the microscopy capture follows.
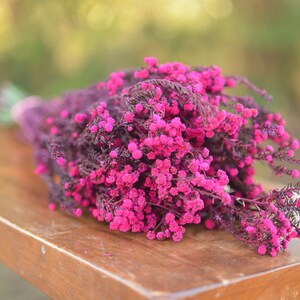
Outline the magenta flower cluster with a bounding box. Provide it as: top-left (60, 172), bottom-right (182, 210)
top-left (19, 57), bottom-right (300, 256)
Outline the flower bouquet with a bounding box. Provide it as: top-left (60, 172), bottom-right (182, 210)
top-left (14, 57), bottom-right (300, 256)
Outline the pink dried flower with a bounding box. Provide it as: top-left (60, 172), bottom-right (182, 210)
top-left (74, 113), bottom-right (87, 124)
top-left (257, 245), bottom-right (267, 255)
top-left (75, 208), bottom-right (82, 217)
top-left (109, 150), bottom-right (118, 158)
top-left (56, 157), bottom-right (66, 166)
top-left (205, 219), bottom-right (215, 230)
top-left (48, 202), bottom-right (57, 211)
top-left (17, 57), bottom-right (300, 257)
top-left (132, 150), bottom-right (143, 160)
top-left (292, 170), bottom-right (299, 179)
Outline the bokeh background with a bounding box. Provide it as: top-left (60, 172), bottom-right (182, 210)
top-left (1, 0), bottom-right (300, 113)
top-left (0, 0), bottom-right (300, 298)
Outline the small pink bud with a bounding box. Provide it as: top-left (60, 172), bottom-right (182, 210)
top-left (56, 157), bottom-right (66, 166)
top-left (144, 57), bottom-right (158, 67)
top-left (227, 78), bottom-right (236, 87)
top-left (48, 203), bottom-right (56, 211)
top-left (242, 108), bottom-right (252, 118)
top-left (128, 142), bottom-right (138, 152)
top-left (134, 69), bottom-right (149, 79)
top-left (184, 103), bottom-right (194, 111)
top-left (292, 170), bottom-right (299, 179)
top-left (132, 150), bottom-right (143, 160)
top-left (146, 231), bottom-right (156, 240)
top-left (90, 125), bottom-right (99, 133)
top-left (104, 123), bottom-right (113, 132)
top-left (109, 150), bottom-right (118, 158)
top-left (35, 164), bottom-right (47, 174)
top-left (74, 113), bottom-right (87, 124)
top-left (266, 155), bottom-right (273, 162)
top-left (251, 108), bottom-right (258, 117)
top-left (46, 117), bottom-right (54, 125)
top-left (292, 140), bottom-right (299, 150)
top-left (257, 245), bottom-right (267, 255)
top-left (290, 231), bottom-right (298, 238)
top-left (246, 226), bottom-right (256, 234)
top-left (270, 248), bottom-right (277, 257)
top-left (60, 110), bottom-right (69, 118)
top-left (75, 208), bottom-right (82, 217)
top-left (135, 103), bottom-right (144, 113)
top-left (200, 163), bottom-right (209, 171)
top-left (230, 168), bottom-right (238, 177)
top-left (206, 131), bottom-right (214, 138)
top-left (205, 219), bottom-right (215, 230)
top-left (124, 112), bottom-right (134, 123)
top-left (236, 103), bottom-right (244, 113)
top-left (277, 125), bottom-right (285, 136)
top-left (287, 150), bottom-right (294, 157)
top-left (51, 127), bottom-right (59, 135)
top-left (92, 209), bottom-right (99, 217)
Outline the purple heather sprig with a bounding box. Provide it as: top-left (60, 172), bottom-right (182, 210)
top-left (16, 57), bottom-right (300, 256)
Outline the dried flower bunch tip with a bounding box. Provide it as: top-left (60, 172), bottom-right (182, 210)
top-left (18, 57), bottom-right (300, 256)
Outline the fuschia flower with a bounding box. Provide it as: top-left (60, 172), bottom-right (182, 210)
top-left (17, 57), bottom-right (300, 256)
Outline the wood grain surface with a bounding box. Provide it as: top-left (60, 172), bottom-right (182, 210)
top-left (0, 128), bottom-right (300, 300)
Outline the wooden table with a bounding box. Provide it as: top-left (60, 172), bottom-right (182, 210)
top-left (1, 128), bottom-right (300, 300)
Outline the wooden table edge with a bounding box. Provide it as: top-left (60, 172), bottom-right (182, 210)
top-left (164, 262), bottom-right (300, 299)
top-left (2, 213), bottom-right (300, 300)
top-left (0, 215), bottom-right (153, 300)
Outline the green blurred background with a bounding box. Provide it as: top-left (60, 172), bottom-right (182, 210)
top-left (0, 0), bottom-right (300, 298)
top-left (1, 0), bottom-right (300, 115)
